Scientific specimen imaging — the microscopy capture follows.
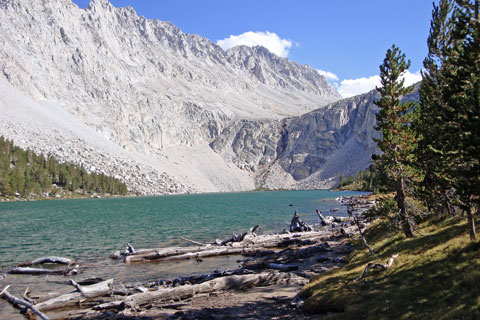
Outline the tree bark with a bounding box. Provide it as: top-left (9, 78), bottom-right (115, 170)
top-left (122, 272), bottom-right (298, 309)
top-left (16, 256), bottom-right (73, 267)
top-left (126, 246), bottom-right (268, 264)
top-left (0, 286), bottom-right (50, 320)
top-left (35, 279), bottom-right (113, 311)
top-left (124, 231), bottom-right (329, 264)
top-left (396, 176), bottom-right (414, 238)
top-left (316, 209), bottom-right (328, 226)
top-left (8, 266), bottom-right (78, 276)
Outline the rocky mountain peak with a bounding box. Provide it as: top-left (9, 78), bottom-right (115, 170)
top-left (0, 0), bottom-right (361, 195)
top-left (87, 0), bottom-right (113, 10)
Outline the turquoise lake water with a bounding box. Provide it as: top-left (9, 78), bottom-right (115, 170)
top-left (0, 190), bottom-right (365, 268)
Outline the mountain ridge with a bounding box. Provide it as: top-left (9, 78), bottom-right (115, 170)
top-left (0, 0), bottom-right (382, 195)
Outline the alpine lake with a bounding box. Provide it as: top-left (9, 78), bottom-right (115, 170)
top-left (0, 190), bottom-right (366, 319)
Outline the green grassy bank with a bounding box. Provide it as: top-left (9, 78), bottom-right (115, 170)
top-left (301, 217), bottom-right (480, 319)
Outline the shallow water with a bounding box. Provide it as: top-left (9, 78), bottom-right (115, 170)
top-left (0, 190), bottom-right (364, 268)
top-left (0, 190), bottom-right (365, 319)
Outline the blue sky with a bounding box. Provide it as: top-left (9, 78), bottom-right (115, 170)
top-left (73, 0), bottom-right (434, 97)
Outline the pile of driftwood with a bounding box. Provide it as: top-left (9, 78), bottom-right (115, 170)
top-left (1, 209), bottom-right (370, 319)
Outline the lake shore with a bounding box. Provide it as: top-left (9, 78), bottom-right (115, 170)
top-left (0, 193), bottom-right (374, 319)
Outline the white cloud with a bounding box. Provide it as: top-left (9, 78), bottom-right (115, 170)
top-left (337, 75), bottom-right (381, 98)
top-left (338, 70), bottom-right (422, 98)
top-left (316, 69), bottom-right (339, 81)
top-left (217, 31), bottom-right (292, 58)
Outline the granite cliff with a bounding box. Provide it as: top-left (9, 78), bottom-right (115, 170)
top-left (0, 0), bottom-right (385, 194)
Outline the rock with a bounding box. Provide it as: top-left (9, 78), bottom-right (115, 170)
top-left (0, 0), bottom-right (419, 195)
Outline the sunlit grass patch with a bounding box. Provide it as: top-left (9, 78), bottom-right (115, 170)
top-left (301, 217), bottom-right (480, 319)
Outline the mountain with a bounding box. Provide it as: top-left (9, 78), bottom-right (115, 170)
top-left (0, 0), bottom-right (382, 194)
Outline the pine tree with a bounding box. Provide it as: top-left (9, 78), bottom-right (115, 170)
top-left (416, 0), bottom-right (454, 214)
top-left (417, 0), bottom-right (479, 239)
top-left (374, 45), bottom-right (418, 238)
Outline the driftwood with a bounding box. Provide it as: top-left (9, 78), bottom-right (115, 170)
top-left (243, 242), bottom-right (331, 270)
top-left (35, 279), bottom-right (113, 311)
top-left (358, 254), bottom-right (400, 280)
top-left (0, 285), bottom-right (50, 320)
top-left (316, 209), bottom-right (329, 226)
top-left (125, 242), bottom-right (135, 254)
top-left (289, 211), bottom-right (312, 232)
top-left (122, 271), bottom-right (298, 309)
top-left (140, 268), bottom-right (255, 288)
top-left (8, 266), bottom-right (78, 276)
top-left (180, 237), bottom-right (206, 246)
top-left (123, 230), bottom-right (330, 264)
top-left (17, 256), bottom-right (73, 267)
top-left (216, 225), bottom-right (259, 246)
top-left (126, 246), bottom-right (269, 264)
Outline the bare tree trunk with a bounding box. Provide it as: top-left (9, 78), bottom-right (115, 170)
top-left (0, 286), bottom-right (50, 320)
top-left (396, 176), bottom-right (414, 238)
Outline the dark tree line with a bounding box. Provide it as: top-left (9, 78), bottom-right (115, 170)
top-left (0, 136), bottom-right (128, 198)
top-left (372, 0), bottom-right (479, 239)
top-left (338, 165), bottom-right (391, 193)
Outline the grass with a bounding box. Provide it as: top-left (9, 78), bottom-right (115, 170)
top-left (301, 217), bottom-right (480, 319)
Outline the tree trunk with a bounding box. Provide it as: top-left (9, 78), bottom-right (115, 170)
top-left (467, 206), bottom-right (477, 240)
top-left (122, 272), bottom-right (298, 309)
top-left (35, 279), bottom-right (113, 311)
top-left (396, 176), bottom-right (414, 238)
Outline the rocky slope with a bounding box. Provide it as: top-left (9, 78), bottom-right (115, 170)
top-left (212, 90), bottom-right (382, 190)
top-left (0, 0), bottom-right (386, 194)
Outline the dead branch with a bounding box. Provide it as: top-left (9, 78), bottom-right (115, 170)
top-left (358, 254), bottom-right (400, 280)
top-left (316, 209), bottom-right (329, 226)
top-left (1, 286), bottom-right (50, 320)
top-left (179, 237), bottom-right (206, 246)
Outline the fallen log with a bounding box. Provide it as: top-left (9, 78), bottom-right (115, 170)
top-left (357, 254), bottom-right (400, 280)
top-left (122, 271), bottom-right (299, 309)
top-left (8, 266), bottom-right (78, 276)
top-left (126, 246), bottom-right (269, 264)
top-left (92, 300), bottom-right (124, 311)
top-left (69, 279), bottom-right (111, 298)
top-left (290, 211), bottom-right (313, 232)
top-left (242, 242), bottom-right (331, 269)
top-left (217, 225), bottom-right (260, 246)
top-left (0, 285), bottom-right (50, 320)
top-left (139, 268), bottom-right (255, 288)
top-left (17, 256), bottom-right (73, 267)
top-left (123, 230), bottom-right (330, 264)
top-left (35, 279), bottom-right (113, 311)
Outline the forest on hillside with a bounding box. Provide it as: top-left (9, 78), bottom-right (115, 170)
top-left (0, 136), bottom-right (128, 199)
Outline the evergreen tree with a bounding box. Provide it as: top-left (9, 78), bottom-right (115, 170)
top-left (0, 136), bottom-right (128, 198)
top-left (417, 0), bottom-right (479, 239)
top-left (374, 45), bottom-right (418, 238)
